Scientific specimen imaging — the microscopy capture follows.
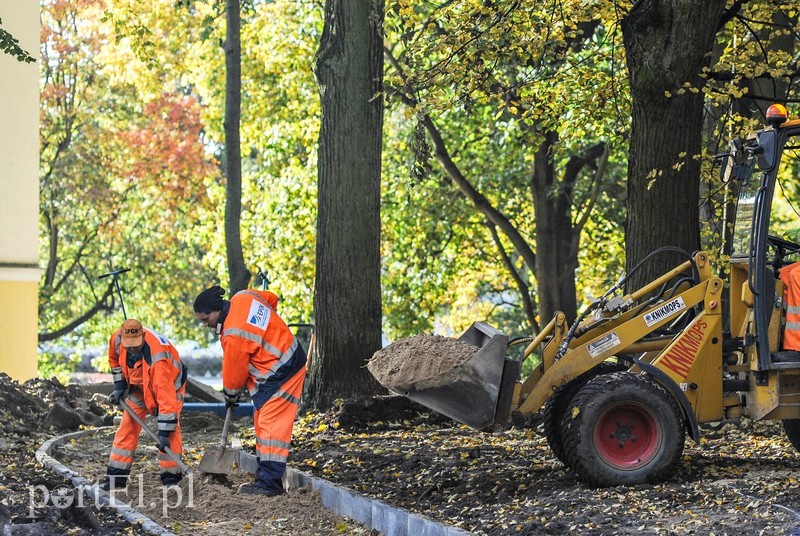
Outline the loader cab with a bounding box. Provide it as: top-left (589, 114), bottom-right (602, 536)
top-left (725, 104), bottom-right (800, 371)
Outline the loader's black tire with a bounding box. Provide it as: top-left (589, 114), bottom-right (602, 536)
top-left (542, 361), bottom-right (628, 467)
top-left (782, 419), bottom-right (800, 451)
top-left (561, 371), bottom-right (685, 487)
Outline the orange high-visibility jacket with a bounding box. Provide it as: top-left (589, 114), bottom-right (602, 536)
top-left (780, 261), bottom-right (800, 351)
top-left (220, 289), bottom-right (306, 404)
top-left (108, 328), bottom-right (186, 429)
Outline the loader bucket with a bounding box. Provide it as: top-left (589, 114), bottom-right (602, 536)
top-left (389, 322), bottom-right (511, 430)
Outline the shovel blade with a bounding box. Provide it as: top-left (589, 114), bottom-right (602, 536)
top-left (198, 446), bottom-right (239, 474)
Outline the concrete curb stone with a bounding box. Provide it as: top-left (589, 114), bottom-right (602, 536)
top-left (37, 427), bottom-right (471, 536)
top-left (35, 427), bottom-right (175, 536)
top-left (284, 465), bottom-right (470, 536)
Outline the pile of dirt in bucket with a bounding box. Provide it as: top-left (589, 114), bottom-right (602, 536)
top-left (367, 333), bottom-right (478, 388)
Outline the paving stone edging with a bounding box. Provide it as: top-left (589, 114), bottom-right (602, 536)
top-left (38, 428), bottom-right (470, 536)
top-left (283, 464), bottom-right (470, 536)
top-left (35, 427), bottom-right (176, 536)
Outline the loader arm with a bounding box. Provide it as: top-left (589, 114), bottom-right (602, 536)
top-left (517, 276), bottom-right (722, 416)
top-left (519, 254), bottom-right (713, 399)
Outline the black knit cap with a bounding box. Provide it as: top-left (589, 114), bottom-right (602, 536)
top-left (193, 285), bottom-right (227, 313)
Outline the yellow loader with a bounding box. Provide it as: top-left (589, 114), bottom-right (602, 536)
top-left (378, 104), bottom-right (800, 487)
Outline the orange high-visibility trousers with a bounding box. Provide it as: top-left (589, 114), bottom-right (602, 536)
top-left (780, 261), bottom-right (800, 351)
top-left (254, 366), bottom-right (306, 465)
top-left (107, 390), bottom-right (184, 481)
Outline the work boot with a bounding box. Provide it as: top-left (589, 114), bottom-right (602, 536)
top-left (237, 482), bottom-right (284, 496)
top-left (160, 473), bottom-right (182, 487)
top-left (98, 476), bottom-right (127, 492)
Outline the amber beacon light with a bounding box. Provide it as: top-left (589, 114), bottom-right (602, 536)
top-left (766, 103), bottom-right (788, 126)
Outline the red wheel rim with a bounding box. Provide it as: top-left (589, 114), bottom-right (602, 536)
top-left (593, 402), bottom-right (661, 469)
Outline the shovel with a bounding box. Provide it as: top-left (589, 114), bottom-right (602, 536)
top-left (198, 405), bottom-right (239, 474)
top-left (118, 399), bottom-right (191, 475)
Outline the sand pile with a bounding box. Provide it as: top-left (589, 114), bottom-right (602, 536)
top-left (367, 333), bottom-right (479, 388)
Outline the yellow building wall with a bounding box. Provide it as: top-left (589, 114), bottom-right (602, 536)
top-left (0, 4), bottom-right (41, 381)
top-left (0, 280), bottom-right (39, 381)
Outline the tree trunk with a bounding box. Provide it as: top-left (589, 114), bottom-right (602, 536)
top-left (307, 0), bottom-right (385, 409)
top-left (223, 0), bottom-right (250, 294)
top-left (622, 0), bottom-right (725, 290)
top-left (531, 130), bottom-right (578, 324)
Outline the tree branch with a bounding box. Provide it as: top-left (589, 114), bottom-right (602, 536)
top-left (421, 1), bottom-right (521, 81)
top-left (486, 221), bottom-right (538, 331)
top-left (573, 144), bottom-right (609, 237)
top-left (385, 46), bottom-right (537, 273)
top-left (418, 112), bottom-right (537, 273)
top-left (732, 13), bottom-right (771, 65)
top-left (38, 283), bottom-right (116, 343)
top-left (717, 0), bottom-right (750, 31)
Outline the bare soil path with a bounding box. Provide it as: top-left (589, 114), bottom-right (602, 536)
top-left (52, 413), bottom-right (376, 536)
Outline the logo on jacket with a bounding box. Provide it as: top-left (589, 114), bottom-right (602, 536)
top-left (151, 329), bottom-right (170, 346)
top-left (247, 301), bottom-right (270, 329)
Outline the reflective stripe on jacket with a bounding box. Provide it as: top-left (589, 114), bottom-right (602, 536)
top-left (221, 289), bottom-right (307, 406)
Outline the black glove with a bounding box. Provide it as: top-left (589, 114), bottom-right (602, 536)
top-left (108, 382), bottom-right (128, 406)
top-left (107, 390), bottom-right (126, 405)
top-left (157, 431), bottom-right (170, 453)
top-left (223, 389), bottom-right (240, 408)
top-left (107, 381), bottom-right (127, 405)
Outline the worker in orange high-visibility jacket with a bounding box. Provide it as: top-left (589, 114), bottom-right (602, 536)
top-left (100, 318), bottom-right (187, 491)
top-left (193, 285), bottom-right (307, 496)
top-left (779, 261), bottom-right (800, 355)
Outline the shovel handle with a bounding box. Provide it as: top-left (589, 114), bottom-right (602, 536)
top-left (119, 399), bottom-right (191, 475)
top-left (220, 405), bottom-right (233, 448)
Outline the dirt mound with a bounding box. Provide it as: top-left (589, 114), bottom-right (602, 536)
top-left (181, 411), bottom-right (225, 433)
top-left (367, 334), bottom-right (478, 388)
top-left (0, 373), bottom-right (139, 535)
top-left (0, 374), bottom-right (111, 436)
top-left (328, 395), bottom-right (454, 431)
top-left (0, 373), bottom-right (49, 436)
